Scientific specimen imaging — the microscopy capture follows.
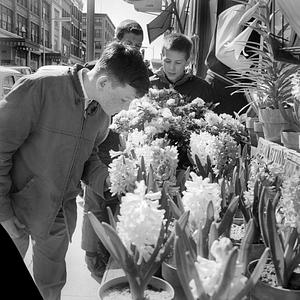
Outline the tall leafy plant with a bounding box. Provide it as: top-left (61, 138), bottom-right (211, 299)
top-left (229, 0), bottom-right (299, 115)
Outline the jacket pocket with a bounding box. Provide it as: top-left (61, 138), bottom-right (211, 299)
top-left (11, 176), bottom-right (56, 236)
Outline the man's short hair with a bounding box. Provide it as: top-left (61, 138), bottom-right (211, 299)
top-left (115, 19), bottom-right (143, 41)
top-left (94, 41), bottom-right (149, 97)
top-left (162, 33), bottom-right (193, 60)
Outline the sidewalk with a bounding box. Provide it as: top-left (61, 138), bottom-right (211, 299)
top-left (24, 196), bottom-right (101, 300)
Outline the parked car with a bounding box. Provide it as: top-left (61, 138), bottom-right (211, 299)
top-left (36, 65), bottom-right (70, 74)
top-left (5, 65), bottom-right (33, 76)
top-left (0, 66), bottom-right (22, 99)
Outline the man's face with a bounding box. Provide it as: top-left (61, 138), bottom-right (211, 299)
top-left (96, 77), bottom-right (137, 116)
top-left (121, 32), bottom-right (143, 51)
top-left (162, 49), bottom-right (189, 83)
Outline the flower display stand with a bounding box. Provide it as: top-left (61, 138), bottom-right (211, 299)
top-left (100, 258), bottom-right (187, 300)
top-left (254, 137), bottom-right (300, 177)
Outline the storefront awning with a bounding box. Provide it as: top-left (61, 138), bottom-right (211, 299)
top-left (0, 37), bottom-right (25, 46)
top-left (45, 52), bottom-right (61, 62)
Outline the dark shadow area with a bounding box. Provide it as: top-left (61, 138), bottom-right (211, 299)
top-left (0, 226), bottom-right (43, 299)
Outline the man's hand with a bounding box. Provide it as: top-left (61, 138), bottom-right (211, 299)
top-left (1, 217), bottom-right (26, 239)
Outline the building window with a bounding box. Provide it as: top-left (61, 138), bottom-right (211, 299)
top-left (63, 44), bottom-right (70, 57)
top-left (17, 0), bottom-right (28, 8)
top-left (62, 9), bottom-right (70, 18)
top-left (0, 4), bottom-right (13, 32)
top-left (62, 25), bottom-right (70, 41)
top-left (54, 38), bottom-right (59, 51)
top-left (42, 1), bottom-right (50, 21)
top-left (95, 29), bottom-right (101, 38)
top-left (31, 22), bottom-right (39, 43)
top-left (30, 0), bottom-right (40, 16)
top-left (82, 29), bottom-right (86, 39)
top-left (54, 9), bottom-right (59, 30)
top-left (95, 41), bottom-right (101, 50)
top-left (42, 29), bottom-right (50, 48)
top-left (17, 14), bottom-right (27, 38)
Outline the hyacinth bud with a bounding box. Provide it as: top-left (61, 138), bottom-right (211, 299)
top-left (210, 237), bottom-right (233, 263)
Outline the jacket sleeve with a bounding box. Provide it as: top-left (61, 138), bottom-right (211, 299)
top-left (81, 128), bottom-right (110, 199)
top-left (0, 77), bottom-right (42, 222)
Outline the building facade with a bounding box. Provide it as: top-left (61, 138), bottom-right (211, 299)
top-left (82, 13), bottom-right (115, 60)
top-left (0, 0), bottom-right (85, 70)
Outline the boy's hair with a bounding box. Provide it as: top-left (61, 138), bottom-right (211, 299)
top-left (162, 33), bottom-right (193, 60)
top-left (115, 19), bottom-right (143, 41)
top-left (94, 41), bottom-right (149, 97)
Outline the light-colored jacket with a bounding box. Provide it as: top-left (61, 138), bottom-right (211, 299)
top-left (0, 65), bottom-right (110, 240)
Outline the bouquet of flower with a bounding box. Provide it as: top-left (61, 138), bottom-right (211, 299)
top-left (110, 88), bottom-right (216, 169)
top-left (108, 130), bottom-right (178, 196)
top-left (189, 130), bottom-right (240, 180)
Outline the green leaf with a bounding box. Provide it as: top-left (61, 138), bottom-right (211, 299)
top-left (266, 199), bottom-right (286, 287)
top-left (200, 201), bottom-right (215, 258)
top-left (167, 198), bottom-right (182, 219)
top-left (175, 223), bottom-right (209, 300)
top-left (212, 248), bottom-right (238, 300)
top-left (208, 222), bottom-right (219, 260)
top-left (107, 206), bottom-right (117, 230)
top-left (88, 212), bottom-right (133, 271)
top-left (218, 196), bottom-right (239, 237)
top-left (238, 218), bottom-right (255, 274)
top-left (146, 164), bottom-right (158, 193)
top-left (232, 247), bottom-right (269, 300)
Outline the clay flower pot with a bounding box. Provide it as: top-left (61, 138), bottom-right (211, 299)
top-left (248, 259), bottom-right (300, 300)
top-left (99, 275), bottom-right (175, 300)
top-left (258, 108), bottom-right (292, 143)
top-left (281, 130), bottom-right (300, 152)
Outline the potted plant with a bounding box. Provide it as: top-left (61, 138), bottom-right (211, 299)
top-left (174, 218), bottom-right (269, 300)
top-left (280, 70), bottom-right (300, 152)
top-left (248, 174), bottom-right (300, 299)
top-left (88, 177), bottom-right (187, 300)
top-left (162, 169), bottom-right (240, 291)
top-left (230, 0), bottom-right (299, 143)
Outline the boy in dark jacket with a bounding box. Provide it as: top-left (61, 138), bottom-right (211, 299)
top-left (0, 42), bottom-right (149, 300)
top-left (150, 32), bottom-right (215, 103)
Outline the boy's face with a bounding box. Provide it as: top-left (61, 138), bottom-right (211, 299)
top-left (95, 76), bottom-right (137, 116)
top-left (121, 32), bottom-right (143, 51)
top-left (162, 49), bottom-right (189, 83)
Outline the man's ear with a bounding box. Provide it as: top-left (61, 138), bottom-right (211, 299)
top-left (96, 75), bottom-right (110, 90)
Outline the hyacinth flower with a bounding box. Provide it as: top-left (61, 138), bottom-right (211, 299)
top-left (174, 221), bottom-right (269, 300)
top-left (88, 178), bottom-right (189, 300)
top-left (168, 171), bottom-right (239, 259)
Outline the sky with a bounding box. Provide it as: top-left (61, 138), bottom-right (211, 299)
top-left (82, 0), bottom-right (164, 60)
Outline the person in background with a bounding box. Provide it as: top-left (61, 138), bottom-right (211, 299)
top-left (81, 19), bottom-right (153, 279)
top-left (85, 19), bottom-right (153, 76)
top-left (0, 41), bottom-right (149, 300)
top-left (150, 32), bottom-right (216, 103)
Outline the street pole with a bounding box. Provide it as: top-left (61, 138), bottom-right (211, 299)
top-left (43, 17), bottom-right (46, 66)
top-left (86, 0), bottom-right (95, 62)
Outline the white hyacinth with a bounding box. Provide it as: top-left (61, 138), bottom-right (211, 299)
top-left (190, 131), bottom-right (220, 167)
top-left (191, 237), bottom-right (247, 298)
top-left (117, 181), bottom-right (165, 264)
top-left (181, 172), bottom-right (222, 231)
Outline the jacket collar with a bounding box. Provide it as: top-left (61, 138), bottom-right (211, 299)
top-left (67, 64), bottom-right (86, 105)
top-left (154, 67), bottom-right (193, 87)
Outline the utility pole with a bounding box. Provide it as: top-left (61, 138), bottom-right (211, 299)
top-left (86, 0), bottom-right (95, 62)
